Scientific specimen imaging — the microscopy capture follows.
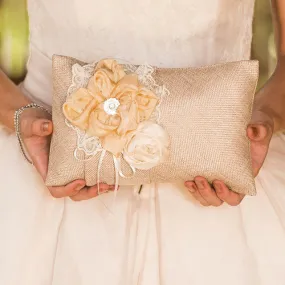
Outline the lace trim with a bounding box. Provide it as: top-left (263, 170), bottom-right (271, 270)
top-left (124, 64), bottom-right (170, 123)
top-left (68, 62), bottom-right (96, 94)
top-left (66, 61), bottom-right (169, 158)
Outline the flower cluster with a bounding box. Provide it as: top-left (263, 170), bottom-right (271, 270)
top-left (63, 59), bottom-right (169, 170)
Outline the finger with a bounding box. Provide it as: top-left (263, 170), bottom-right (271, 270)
top-left (194, 177), bottom-right (223, 207)
top-left (185, 181), bottom-right (210, 206)
top-left (48, 180), bottom-right (86, 198)
top-left (70, 184), bottom-right (114, 202)
top-left (23, 117), bottom-right (53, 138)
top-left (213, 180), bottom-right (245, 206)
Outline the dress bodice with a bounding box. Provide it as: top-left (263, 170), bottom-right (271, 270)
top-left (23, 0), bottom-right (255, 106)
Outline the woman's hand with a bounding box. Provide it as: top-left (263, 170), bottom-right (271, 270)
top-left (184, 59), bottom-right (285, 207)
top-left (185, 112), bottom-right (273, 207)
top-left (21, 108), bottom-right (114, 201)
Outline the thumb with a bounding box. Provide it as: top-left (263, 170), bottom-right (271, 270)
top-left (247, 123), bottom-right (269, 142)
top-left (30, 119), bottom-right (53, 137)
top-left (247, 122), bottom-right (273, 147)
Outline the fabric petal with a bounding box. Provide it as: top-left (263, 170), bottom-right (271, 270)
top-left (63, 88), bottom-right (98, 130)
top-left (87, 106), bottom-right (121, 137)
top-left (101, 133), bottom-right (129, 156)
top-left (117, 102), bottom-right (140, 136)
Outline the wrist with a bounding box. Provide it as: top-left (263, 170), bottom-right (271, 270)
top-left (3, 96), bottom-right (31, 131)
top-left (255, 69), bottom-right (285, 132)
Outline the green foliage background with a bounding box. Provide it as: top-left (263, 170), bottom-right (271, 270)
top-left (0, 0), bottom-right (276, 85)
top-left (0, 0), bottom-right (29, 79)
top-left (252, 0), bottom-right (276, 88)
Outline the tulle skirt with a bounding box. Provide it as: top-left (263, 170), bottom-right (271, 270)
top-left (1, 126), bottom-right (285, 285)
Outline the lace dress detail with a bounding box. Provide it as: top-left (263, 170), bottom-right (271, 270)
top-left (24, 0), bottom-right (255, 106)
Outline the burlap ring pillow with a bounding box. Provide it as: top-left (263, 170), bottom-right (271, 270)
top-left (46, 55), bottom-right (258, 196)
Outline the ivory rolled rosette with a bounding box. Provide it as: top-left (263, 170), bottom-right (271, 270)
top-left (123, 122), bottom-right (170, 170)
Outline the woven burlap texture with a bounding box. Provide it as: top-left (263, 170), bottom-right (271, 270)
top-left (46, 55), bottom-right (258, 195)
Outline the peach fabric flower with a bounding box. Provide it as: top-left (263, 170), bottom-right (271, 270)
top-left (63, 59), bottom-right (159, 156)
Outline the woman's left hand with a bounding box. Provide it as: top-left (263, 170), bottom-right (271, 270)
top-left (184, 64), bottom-right (285, 207)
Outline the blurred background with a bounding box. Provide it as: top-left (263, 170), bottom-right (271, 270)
top-left (0, 0), bottom-right (277, 87)
top-left (0, 0), bottom-right (29, 83)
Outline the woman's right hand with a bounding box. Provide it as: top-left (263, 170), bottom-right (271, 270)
top-left (20, 108), bottom-right (114, 201)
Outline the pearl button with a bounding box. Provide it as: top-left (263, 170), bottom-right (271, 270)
top-left (103, 98), bottom-right (120, 115)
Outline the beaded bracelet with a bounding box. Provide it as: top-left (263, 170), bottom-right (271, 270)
top-left (14, 103), bottom-right (52, 164)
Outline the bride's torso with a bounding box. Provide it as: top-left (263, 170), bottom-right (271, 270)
top-left (23, 0), bottom-right (255, 105)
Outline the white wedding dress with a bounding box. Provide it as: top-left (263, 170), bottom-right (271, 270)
top-left (1, 0), bottom-right (285, 284)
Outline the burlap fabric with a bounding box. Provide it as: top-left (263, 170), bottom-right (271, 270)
top-left (46, 55), bottom-right (258, 195)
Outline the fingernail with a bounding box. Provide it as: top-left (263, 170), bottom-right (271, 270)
top-left (42, 122), bottom-right (50, 132)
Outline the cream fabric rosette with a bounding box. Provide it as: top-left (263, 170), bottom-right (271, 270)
top-left (63, 59), bottom-right (170, 170)
top-left (123, 121), bottom-right (170, 170)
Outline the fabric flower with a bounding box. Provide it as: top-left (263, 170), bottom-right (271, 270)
top-left (88, 74), bottom-right (141, 138)
top-left (123, 121), bottom-right (170, 170)
top-left (63, 59), bottom-right (159, 156)
top-left (63, 59), bottom-right (126, 130)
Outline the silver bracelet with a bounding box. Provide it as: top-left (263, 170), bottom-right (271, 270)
top-left (14, 103), bottom-right (52, 164)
